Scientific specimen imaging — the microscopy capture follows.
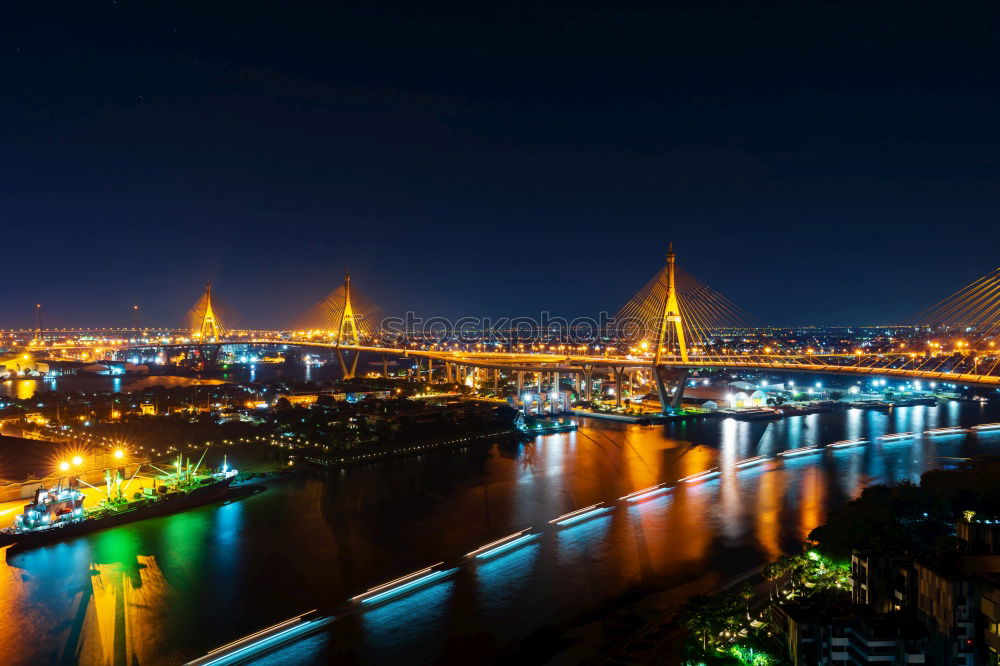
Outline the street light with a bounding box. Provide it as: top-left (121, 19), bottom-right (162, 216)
top-left (72, 455), bottom-right (83, 466)
top-left (59, 461), bottom-right (70, 472)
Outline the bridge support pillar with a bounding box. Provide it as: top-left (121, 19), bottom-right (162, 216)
top-left (612, 366), bottom-right (625, 408)
top-left (427, 357), bottom-right (433, 383)
top-left (381, 355), bottom-right (389, 377)
top-left (552, 371), bottom-right (560, 413)
top-left (653, 367), bottom-right (689, 413)
top-left (582, 365), bottom-right (594, 401)
top-left (337, 348), bottom-right (360, 380)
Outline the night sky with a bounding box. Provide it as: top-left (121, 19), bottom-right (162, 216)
top-left (4, 1), bottom-right (1000, 328)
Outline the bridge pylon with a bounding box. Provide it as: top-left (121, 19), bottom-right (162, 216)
top-left (654, 243), bottom-right (688, 365)
top-left (195, 282), bottom-right (223, 341)
top-left (336, 270), bottom-right (361, 379)
top-left (653, 244), bottom-right (689, 411)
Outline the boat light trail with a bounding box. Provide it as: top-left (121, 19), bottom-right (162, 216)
top-left (187, 610), bottom-right (333, 666)
top-left (878, 432), bottom-right (916, 441)
top-left (733, 456), bottom-right (766, 468)
top-left (351, 563), bottom-right (455, 604)
top-left (678, 468), bottom-right (720, 483)
top-left (778, 446), bottom-right (821, 458)
top-left (549, 503), bottom-right (611, 526)
top-left (465, 529), bottom-right (537, 559)
top-left (972, 423), bottom-right (1000, 431)
top-left (827, 439), bottom-right (866, 449)
top-left (925, 427), bottom-right (968, 437)
top-left (619, 483), bottom-right (672, 502)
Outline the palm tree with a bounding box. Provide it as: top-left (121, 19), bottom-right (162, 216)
top-left (678, 594), bottom-right (718, 652)
top-left (740, 581), bottom-right (754, 620)
top-left (763, 561), bottom-right (780, 600)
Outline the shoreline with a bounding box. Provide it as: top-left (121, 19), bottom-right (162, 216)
top-left (292, 427), bottom-right (524, 468)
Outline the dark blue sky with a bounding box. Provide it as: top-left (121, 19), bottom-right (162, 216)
top-left (3, 1), bottom-right (999, 328)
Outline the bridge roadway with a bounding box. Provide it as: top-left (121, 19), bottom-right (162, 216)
top-left (254, 340), bottom-right (1000, 388)
top-left (24, 339), bottom-right (1000, 388)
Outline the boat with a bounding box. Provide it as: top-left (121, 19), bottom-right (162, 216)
top-left (893, 397), bottom-right (938, 407)
top-left (0, 453), bottom-right (238, 550)
top-left (827, 438), bottom-right (866, 449)
top-left (848, 401), bottom-right (892, 411)
top-left (521, 419), bottom-right (578, 435)
top-left (724, 409), bottom-right (781, 422)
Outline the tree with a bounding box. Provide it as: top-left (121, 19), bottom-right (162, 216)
top-left (739, 581), bottom-right (754, 620)
top-left (678, 594), bottom-right (718, 652)
top-left (678, 592), bottom-right (743, 653)
top-left (763, 561), bottom-right (780, 600)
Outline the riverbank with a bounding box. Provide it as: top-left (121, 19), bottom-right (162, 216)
top-left (293, 427), bottom-right (524, 468)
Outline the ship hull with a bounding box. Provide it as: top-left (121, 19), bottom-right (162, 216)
top-left (1, 477), bottom-right (234, 550)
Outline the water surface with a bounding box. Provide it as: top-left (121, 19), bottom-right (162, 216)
top-left (1, 400), bottom-right (996, 665)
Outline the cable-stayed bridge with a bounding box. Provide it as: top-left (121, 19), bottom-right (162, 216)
top-left (15, 250), bottom-right (1000, 409)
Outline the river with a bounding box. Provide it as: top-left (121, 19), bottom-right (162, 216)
top-left (0, 363), bottom-right (343, 400)
top-left (1, 400), bottom-right (996, 665)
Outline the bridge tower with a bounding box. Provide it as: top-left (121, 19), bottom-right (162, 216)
top-left (197, 282), bottom-right (222, 340)
top-left (337, 271), bottom-right (360, 346)
top-left (652, 244), bottom-right (690, 412)
top-left (336, 270), bottom-right (361, 379)
top-left (654, 243), bottom-right (688, 365)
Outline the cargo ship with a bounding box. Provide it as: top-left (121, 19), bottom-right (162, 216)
top-left (0, 453), bottom-right (237, 550)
